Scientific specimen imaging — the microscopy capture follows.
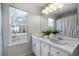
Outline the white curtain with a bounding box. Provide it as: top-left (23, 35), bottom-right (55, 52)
top-left (0, 4), bottom-right (2, 56)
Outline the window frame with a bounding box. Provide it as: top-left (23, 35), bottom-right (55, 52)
top-left (8, 6), bottom-right (28, 46)
top-left (48, 18), bottom-right (55, 27)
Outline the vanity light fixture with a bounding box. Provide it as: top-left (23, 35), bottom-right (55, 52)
top-left (42, 3), bottom-right (64, 14)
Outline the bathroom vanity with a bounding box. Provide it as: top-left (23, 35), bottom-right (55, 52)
top-left (32, 35), bottom-right (79, 56)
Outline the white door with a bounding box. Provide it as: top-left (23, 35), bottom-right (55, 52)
top-left (40, 42), bottom-right (50, 56)
top-left (0, 4), bottom-right (3, 56)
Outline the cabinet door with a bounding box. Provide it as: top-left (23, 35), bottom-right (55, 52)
top-left (35, 39), bottom-right (41, 56)
top-left (32, 37), bottom-right (41, 56)
top-left (32, 38), bottom-right (36, 54)
top-left (40, 42), bottom-right (50, 56)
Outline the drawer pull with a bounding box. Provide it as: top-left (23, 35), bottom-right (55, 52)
top-left (48, 52), bottom-right (50, 56)
top-left (51, 55), bottom-right (53, 56)
top-left (42, 44), bottom-right (45, 46)
top-left (57, 52), bottom-right (60, 54)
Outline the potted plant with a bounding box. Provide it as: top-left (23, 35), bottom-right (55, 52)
top-left (42, 27), bottom-right (59, 38)
top-left (42, 30), bottom-right (51, 38)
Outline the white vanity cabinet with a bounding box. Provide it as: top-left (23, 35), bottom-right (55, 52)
top-left (50, 46), bottom-right (70, 56)
top-left (32, 37), bottom-right (71, 56)
top-left (32, 37), bottom-right (41, 56)
top-left (40, 42), bottom-right (50, 56)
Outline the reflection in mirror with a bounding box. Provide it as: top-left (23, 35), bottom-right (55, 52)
top-left (48, 18), bottom-right (55, 27)
top-left (41, 3), bottom-right (78, 38)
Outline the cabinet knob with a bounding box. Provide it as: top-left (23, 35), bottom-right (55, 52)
top-left (43, 44), bottom-right (45, 46)
top-left (48, 52), bottom-right (50, 56)
top-left (57, 52), bottom-right (60, 54)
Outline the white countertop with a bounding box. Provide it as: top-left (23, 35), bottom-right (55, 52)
top-left (32, 35), bottom-right (79, 54)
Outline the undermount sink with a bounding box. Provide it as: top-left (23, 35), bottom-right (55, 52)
top-left (50, 38), bottom-right (68, 45)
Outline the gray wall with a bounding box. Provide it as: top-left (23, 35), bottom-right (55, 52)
top-left (1, 3), bottom-right (48, 56)
top-left (40, 15), bottom-right (48, 32)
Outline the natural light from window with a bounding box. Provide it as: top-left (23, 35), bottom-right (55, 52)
top-left (48, 18), bottom-right (54, 27)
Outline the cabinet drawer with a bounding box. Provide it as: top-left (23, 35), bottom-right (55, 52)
top-left (50, 47), bottom-right (69, 56)
top-left (32, 38), bottom-right (41, 56)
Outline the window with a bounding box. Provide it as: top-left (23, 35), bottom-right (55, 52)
top-left (48, 18), bottom-right (55, 27)
top-left (9, 7), bottom-right (28, 46)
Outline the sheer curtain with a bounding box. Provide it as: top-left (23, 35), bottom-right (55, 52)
top-left (0, 4), bottom-right (2, 56)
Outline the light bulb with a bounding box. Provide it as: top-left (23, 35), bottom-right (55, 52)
top-left (49, 9), bottom-right (53, 12)
top-left (45, 7), bottom-right (49, 11)
top-left (48, 4), bottom-right (53, 8)
top-left (42, 10), bottom-right (45, 13)
top-left (45, 11), bottom-right (49, 14)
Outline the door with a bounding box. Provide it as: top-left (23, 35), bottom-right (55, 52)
top-left (0, 4), bottom-right (3, 56)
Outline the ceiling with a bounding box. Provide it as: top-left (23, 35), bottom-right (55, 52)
top-left (8, 3), bottom-right (47, 14)
top-left (9, 3), bottom-right (78, 16)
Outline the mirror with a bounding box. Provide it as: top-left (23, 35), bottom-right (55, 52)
top-left (40, 3), bottom-right (78, 38)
